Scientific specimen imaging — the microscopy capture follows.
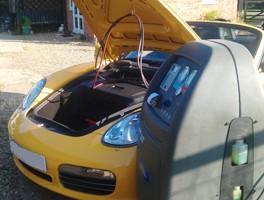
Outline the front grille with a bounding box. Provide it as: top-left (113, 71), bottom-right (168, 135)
top-left (59, 165), bottom-right (116, 195)
top-left (19, 159), bottom-right (52, 182)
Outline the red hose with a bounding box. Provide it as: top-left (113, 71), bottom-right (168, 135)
top-left (92, 29), bottom-right (112, 88)
top-left (92, 13), bottom-right (148, 88)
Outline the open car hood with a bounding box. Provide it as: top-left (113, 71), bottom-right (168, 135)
top-left (74, 0), bottom-right (199, 58)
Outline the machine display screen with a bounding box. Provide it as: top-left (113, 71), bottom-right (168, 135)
top-left (156, 56), bottom-right (200, 124)
top-left (160, 64), bottom-right (181, 91)
top-left (160, 63), bottom-right (198, 96)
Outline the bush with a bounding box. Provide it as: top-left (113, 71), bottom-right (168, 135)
top-left (203, 10), bottom-right (219, 21)
top-left (22, 16), bottom-right (31, 35)
top-left (22, 16), bottom-right (31, 27)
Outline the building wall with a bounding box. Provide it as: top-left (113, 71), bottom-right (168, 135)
top-left (84, 20), bottom-right (94, 41)
top-left (66, 0), bottom-right (73, 32)
top-left (165, 0), bottom-right (238, 21)
top-left (66, 0), bottom-right (93, 41)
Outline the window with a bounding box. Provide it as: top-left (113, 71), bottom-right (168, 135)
top-left (188, 22), bottom-right (262, 57)
top-left (74, 5), bottom-right (78, 15)
top-left (68, 0), bottom-right (74, 11)
top-left (79, 18), bottom-right (83, 30)
top-left (201, 0), bottom-right (216, 5)
top-left (75, 18), bottom-right (78, 29)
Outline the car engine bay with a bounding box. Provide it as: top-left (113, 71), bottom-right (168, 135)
top-left (28, 58), bottom-right (162, 135)
top-left (27, 12), bottom-right (172, 136)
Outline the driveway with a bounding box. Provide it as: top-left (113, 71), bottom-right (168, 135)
top-left (0, 32), bottom-right (94, 200)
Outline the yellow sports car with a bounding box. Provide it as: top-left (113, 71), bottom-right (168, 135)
top-left (8, 0), bottom-right (198, 199)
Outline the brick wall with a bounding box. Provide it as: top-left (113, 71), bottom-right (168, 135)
top-left (66, 0), bottom-right (73, 31)
top-left (84, 20), bottom-right (94, 41)
top-left (165, 0), bottom-right (238, 21)
top-left (66, 0), bottom-right (93, 40)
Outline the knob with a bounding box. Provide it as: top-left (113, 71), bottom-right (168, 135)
top-left (163, 99), bottom-right (171, 107)
top-left (147, 92), bottom-right (161, 107)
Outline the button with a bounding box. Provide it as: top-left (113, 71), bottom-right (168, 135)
top-left (163, 99), bottom-right (171, 107)
top-left (147, 92), bottom-right (161, 107)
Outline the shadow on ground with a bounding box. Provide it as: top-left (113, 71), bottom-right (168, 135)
top-left (0, 92), bottom-right (72, 200)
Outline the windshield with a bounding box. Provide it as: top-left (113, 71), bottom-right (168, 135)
top-left (188, 22), bottom-right (262, 57)
top-left (125, 51), bottom-right (171, 64)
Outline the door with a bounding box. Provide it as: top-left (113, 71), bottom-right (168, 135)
top-left (73, 2), bottom-right (84, 34)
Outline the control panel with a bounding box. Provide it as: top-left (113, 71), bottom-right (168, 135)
top-left (148, 56), bottom-right (199, 124)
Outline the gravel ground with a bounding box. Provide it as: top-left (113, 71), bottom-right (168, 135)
top-left (0, 32), bottom-right (94, 200)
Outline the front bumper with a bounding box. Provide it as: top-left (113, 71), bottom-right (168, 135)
top-left (8, 112), bottom-right (137, 200)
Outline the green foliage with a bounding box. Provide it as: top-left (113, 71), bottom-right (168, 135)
top-left (16, 16), bottom-right (32, 35)
top-left (22, 17), bottom-right (31, 27)
top-left (203, 10), bottom-right (219, 21)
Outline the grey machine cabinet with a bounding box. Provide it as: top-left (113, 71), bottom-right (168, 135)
top-left (137, 40), bottom-right (264, 200)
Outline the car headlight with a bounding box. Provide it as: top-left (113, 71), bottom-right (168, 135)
top-left (102, 112), bottom-right (141, 146)
top-left (22, 78), bottom-right (46, 110)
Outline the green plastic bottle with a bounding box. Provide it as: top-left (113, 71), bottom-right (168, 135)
top-left (233, 186), bottom-right (242, 200)
top-left (232, 139), bottom-right (248, 166)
